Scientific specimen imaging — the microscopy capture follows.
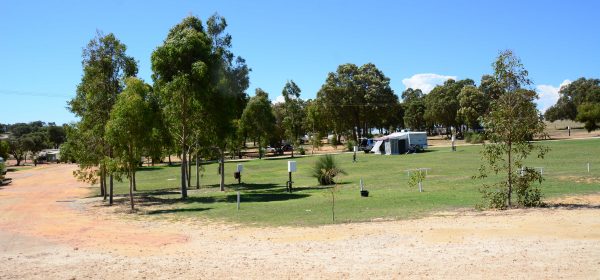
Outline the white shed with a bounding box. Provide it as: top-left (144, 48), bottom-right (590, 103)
top-left (370, 131), bottom-right (428, 155)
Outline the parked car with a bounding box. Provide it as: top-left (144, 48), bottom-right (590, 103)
top-left (282, 144), bottom-right (293, 151)
top-left (358, 138), bottom-right (374, 153)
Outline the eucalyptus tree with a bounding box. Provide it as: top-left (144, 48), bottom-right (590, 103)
top-left (68, 32), bottom-right (137, 203)
top-left (457, 85), bottom-right (488, 130)
top-left (205, 13), bottom-right (250, 191)
top-left (478, 50), bottom-right (548, 209)
top-left (544, 78), bottom-right (600, 123)
top-left (317, 64), bottom-right (360, 140)
top-left (401, 88), bottom-right (426, 130)
top-left (356, 63), bottom-right (397, 136)
top-left (317, 63), bottom-right (395, 140)
top-left (424, 79), bottom-right (475, 134)
top-left (576, 103), bottom-right (600, 132)
top-left (105, 77), bottom-right (152, 210)
top-left (240, 89), bottom-right (276, 160)
top-left (304, 99), bottom-right (327, 154)
top-left (281, 80), bottom-right (305, 157)
top-left (151, 16), bottom-right (213, 198)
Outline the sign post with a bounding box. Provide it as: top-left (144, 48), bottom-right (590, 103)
top-left (287, 161), bottom-right (296, 193)
top-left (236, 164), bottom-right (243, 184)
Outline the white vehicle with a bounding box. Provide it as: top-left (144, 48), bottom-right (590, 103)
top-left (371, 131), bottom-right (428, 155)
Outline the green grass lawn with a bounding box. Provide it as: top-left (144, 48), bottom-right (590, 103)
top-left (108, 138), bottom-right (600, 226)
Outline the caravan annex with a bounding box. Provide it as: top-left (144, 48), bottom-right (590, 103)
top-left (370, 131), bottom-right (428, 155)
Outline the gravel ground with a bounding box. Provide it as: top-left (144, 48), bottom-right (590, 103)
top-left (0, 164), bottom-right (599, 279)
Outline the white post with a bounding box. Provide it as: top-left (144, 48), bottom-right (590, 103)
top-left (237, 191), bottom-right (240, 210)
top-left (588, 163), bottom-right (590, 173)
top-left (360, 178), bottom-right (364, 191)
top-left (418, 181), bottom-right (423, 193)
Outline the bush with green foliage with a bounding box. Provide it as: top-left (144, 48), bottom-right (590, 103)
top-left (297, 146), bottom-right (306, 155)
top-left (478, 183), bottom-right (509, 209)
top-left (330, 136), bottom-right (340, 149)
top-left (311, 155), bottom-right (346, 185)
top-left (346, 140), bottom-right (356, 152)
top-left (407, 170), bottom-right (426, 191)
top-left (515, 168), bottom-right (544, 207)
top-left (465, 132), bottom-right (485, 144)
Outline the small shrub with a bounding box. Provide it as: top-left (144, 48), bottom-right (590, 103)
top-left (464, 132), bottom-right (473, 143)
top-left (298, 146), bottom-right (306, 155)
top-left (515, 167), bottom-right (544, 207)
top-left (330, 136), bottom-right (339, 149)
top-left (408, 170), bottom-right (426, 191)
top-left (470, 134), bottom-right (484, 144)
top-left (465, 132), bottom-right (485, 144)
top-left (479, 183), bottom-right (509, 209)
top-left (346, 140), bottom-right (357, 152)
top-left (312, 155), bottom-right (346, 185)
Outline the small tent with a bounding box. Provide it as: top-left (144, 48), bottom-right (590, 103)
top-left (370, 131), bottom-right (428, 155)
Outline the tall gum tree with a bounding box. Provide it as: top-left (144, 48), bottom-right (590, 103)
top-left (68, 32), bottom-right (138, 204)
top-left (205, 13), bottom-right (250, 192)
top-left (105, 77), bottom-right (152, 210)
top-left (151, 16), bottom-right (212, 199)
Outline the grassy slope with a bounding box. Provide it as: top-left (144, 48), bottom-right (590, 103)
top-left (110, 138), bottom-right (600, 226)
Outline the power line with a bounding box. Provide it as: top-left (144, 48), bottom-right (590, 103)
top-left (0, 89), bottom-right (72, 98)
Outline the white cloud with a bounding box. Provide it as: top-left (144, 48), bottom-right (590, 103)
top-left (272, 94), bottom-right (299, 104)
top-left (536, 79), bottom-right (571, 113)
top-left (402, 73), bottom-right (457, 94)
top-left (272, 95), bottom-right (286, 104)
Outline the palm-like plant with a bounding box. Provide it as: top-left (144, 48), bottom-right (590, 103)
top-left (312, 155), bottom-right (346, 185)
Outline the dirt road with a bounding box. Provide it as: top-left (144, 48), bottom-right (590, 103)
top-left (1, 164), bottom-right (599, 279)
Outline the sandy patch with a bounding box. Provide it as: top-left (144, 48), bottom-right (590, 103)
top-left (0, 164), bottom-right (599, 279)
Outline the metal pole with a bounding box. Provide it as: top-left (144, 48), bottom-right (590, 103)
top-left (288, 171), bottom-right (292, 193)
top-left (237, 191), bottom-right (240, 210)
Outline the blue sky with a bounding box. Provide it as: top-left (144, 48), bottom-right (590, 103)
top-left (1, 0), bottom-right (599, 125)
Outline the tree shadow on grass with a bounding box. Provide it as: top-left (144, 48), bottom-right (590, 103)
top-left (135, 191), bottom-right (309, 206)
top-left (146, 207), bottom-right (212, 215)
top-left (135, 188), bottom-right (181, 195)
top-left (230, 183), bottom-right (280, 191)
top-left (136, 166), bottom-right (166, 172)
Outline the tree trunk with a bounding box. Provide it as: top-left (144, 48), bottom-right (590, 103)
top-left (258, 136), bottom-right (262, 159)
top-left (100, 168), bottom-right (106, 199)
top-left (187, 151), bottom-right (192, 189)
top-left (181, 149), bottom-right (188, 198)
top-left (507, 141), bottom-right (512, 208)
top-left (168, 154), bottom-right (172, 166)
top-left (133, 170), bottom-right (137, 191)
top-left (219, 150), bottom-right (225, 191)
top-left (129, 170), bottom-right (135, 210)
top-left (109, 173), bottom-right (114, 205)
top-left (196, 154), bottom-right (200, 189)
